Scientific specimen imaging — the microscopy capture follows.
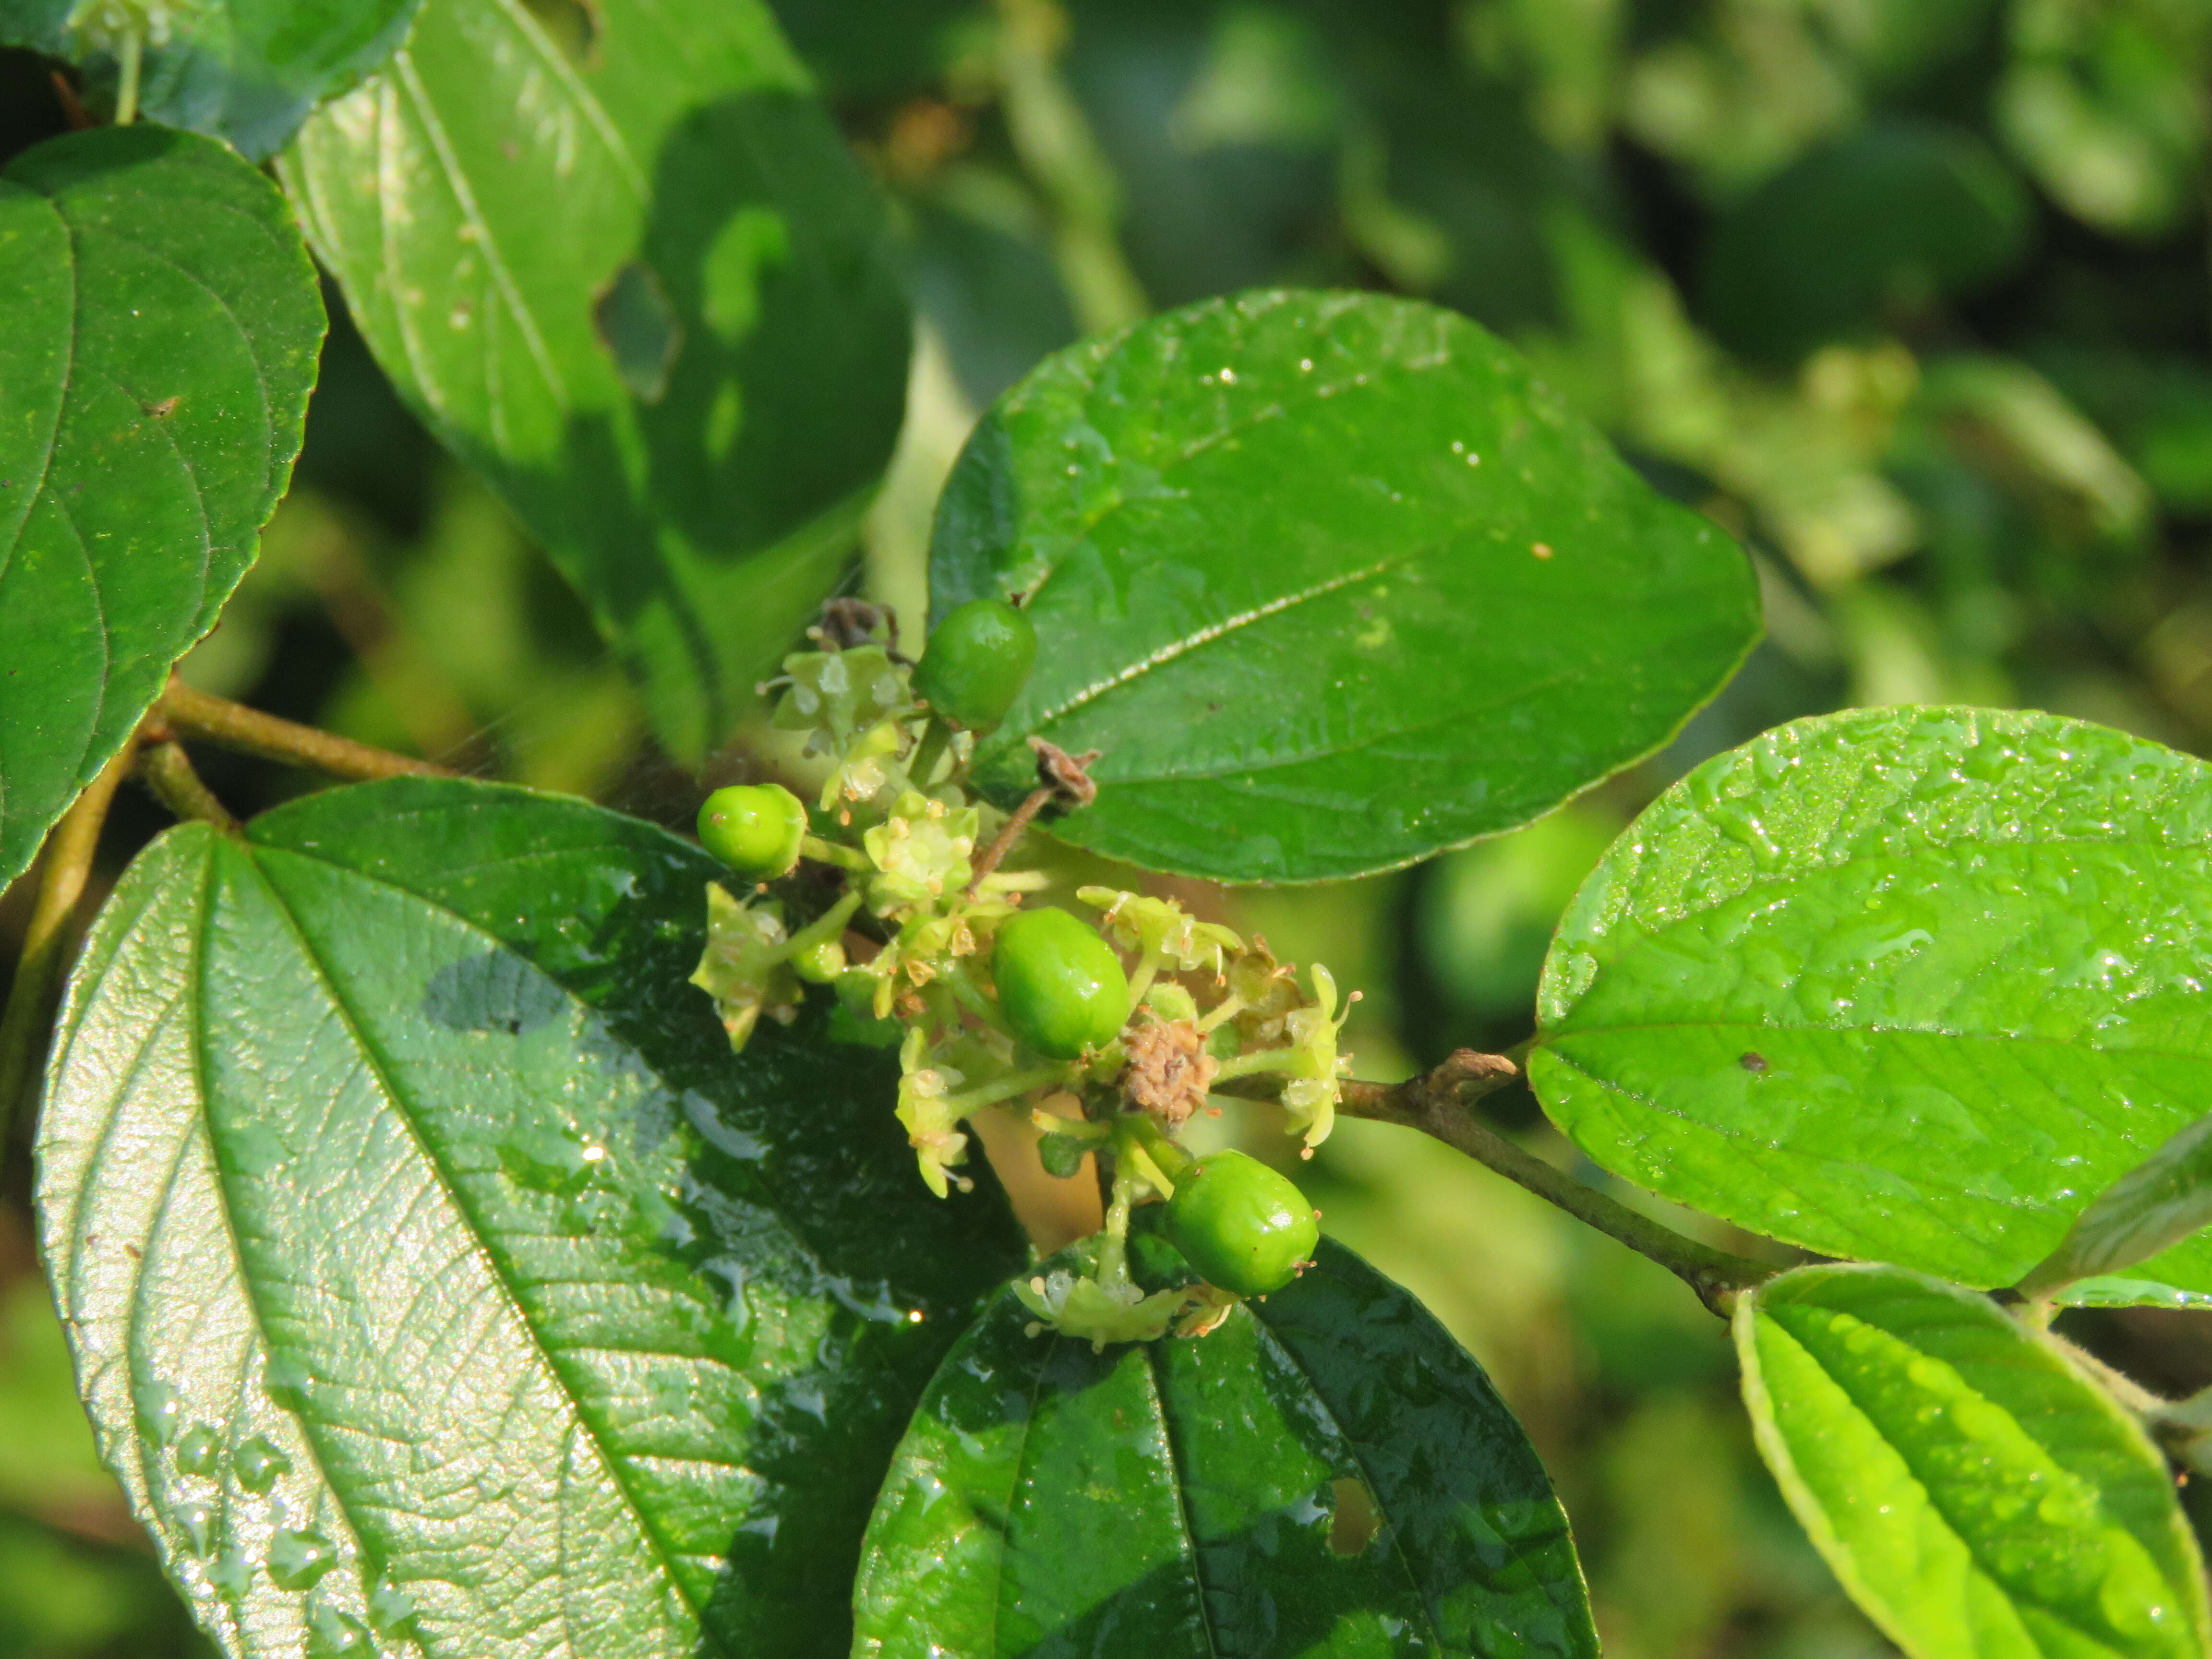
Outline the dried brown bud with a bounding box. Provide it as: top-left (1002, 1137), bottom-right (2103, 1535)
top-left (1029, 736), bottom-right (1102, 809)
top-left (1120, 1017), bottom-right (1218, 1128)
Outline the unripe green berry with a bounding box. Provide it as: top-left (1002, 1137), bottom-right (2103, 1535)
top-left (790, 937), bottom-right (847, 984)
top-left (1163, 1150), bottom-right (1318, 1297)
top-left (914, 598), bottom-right (1037, 731)
top-left (992, 906), bottom-right (1130, 1059)
top-left (697, 783), bottom-right (807, 879)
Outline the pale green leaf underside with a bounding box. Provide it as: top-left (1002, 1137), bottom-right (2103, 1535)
top-left (1533, 705), bottom-right (2212, 1294)
top-left (280, 0), bottom-right (911, 762)
top-left (36, 781), bottom-right (1022, 1658)
top-left (0, 126), bottom-right (322, 891)
top-left (1737, 1263), bottom-right (2209, 1659)
top-left (2022, 1114), bottom-right (2212, 1300)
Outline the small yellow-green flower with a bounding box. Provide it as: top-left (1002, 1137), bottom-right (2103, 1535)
top-left (1012, 1268), bottom-right (1199, 1350)
top-left (771, 645), bottom-right (912, 755)
top-left (1079, 888), bottom-right (1242, 975)
top-left (688, 884), bottom-right (802, 1052)
top-left (821, 720), bottom-right (907, 810)
top-left (1226, 938), bottom-right (1306, 1045)
top-left (1278, 964), bottom-right (1351, 1149)
top-left (895, 1028), bottom-right (970, 1198)
top-left (866, 790), bottom-right (980, 911)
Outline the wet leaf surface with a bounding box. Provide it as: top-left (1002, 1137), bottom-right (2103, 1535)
top-left (1533, 705), bottom-right (2212, 1293)
top-left (929, 289), bottom-right (1759, 884)
top-left (37, 778), bottom-right (1024, 1658)
top-left (853, 1231), bottom-right (1598, 1659)
top-left (1738, 1263), bottom-right (2209, 1659)
top-left (2021, 1113), bottom-right (2212, 1300)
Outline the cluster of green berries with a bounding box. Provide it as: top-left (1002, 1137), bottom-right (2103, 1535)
top-left (687, 597), bottom-right (1353, 1346)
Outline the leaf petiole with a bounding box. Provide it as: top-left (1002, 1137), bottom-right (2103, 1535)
top-left (0, 744), bottom-right (136, 1153)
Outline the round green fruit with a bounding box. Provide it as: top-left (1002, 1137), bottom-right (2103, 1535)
top-left (914, 598), bottom-right (1037, 731)
top-left (992, 906), bottom-right (1130, 1059)
top-left (1163, 1150), bottom-right (1319, 1297)
top-left (697, 783), bottom-right (806, 879)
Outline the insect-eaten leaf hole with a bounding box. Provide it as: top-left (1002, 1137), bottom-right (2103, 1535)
top-left (593, 261), bottom-right (681, 403)
top-left (1328, 1476), bottom-right (1380, 1556)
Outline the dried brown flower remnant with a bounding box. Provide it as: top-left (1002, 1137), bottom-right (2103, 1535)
top-left (1122, 1017), bottom-right (1217, 1128)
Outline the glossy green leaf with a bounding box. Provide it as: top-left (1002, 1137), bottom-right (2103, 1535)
top-left (1531, 704), bottom-right (2212, 1294)
top-left (853, 1232), bottom-right (1599, 1659)
top-left (1737, 1263), bottom-right (2209, 1659)
top-left (2019, 1113), bottom-right (2212, 1300)
top-left (281, 0), bottom-right (911, 764)
top-left (37, 778), bottom-right (1024, 1657)
top-left (930, 289), bottom-right (1759, 884)
top-left (2, 0), bottom-right (420, 159)
top-left (0, 126), bottom-right (322, 892)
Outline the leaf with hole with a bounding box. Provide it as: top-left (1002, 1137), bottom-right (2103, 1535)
top-left (852, 1230), bottom-right (1598, 1658)
top-left (1532, 704), bottom-right (2212, 1295)
top-left (3, 0), bottom-right (421, 159)
top-left (1738, 1262), bottom-right (2210, 1659)
top-left (0, 125), bottom-right (323, 893)
top-left (36, 778), bottom-right (1024, 1658)
top-left (280, 0), bottom-right (911, 764)
top-left (929, 289), bottom-right (1759, 883)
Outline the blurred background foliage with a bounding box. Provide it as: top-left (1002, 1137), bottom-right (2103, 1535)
top-left (4, 0), bottom-right (2212, 1651)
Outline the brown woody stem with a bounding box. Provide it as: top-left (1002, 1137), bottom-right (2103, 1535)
top-left (0, 744), bottom-right (137, 1149)
top-left (1224, 1049), bottom-right (1775, 1315)
top-left (966, 786), bottom-right (1053, 896)
top-left (157, 678), bottom-right (455, 783)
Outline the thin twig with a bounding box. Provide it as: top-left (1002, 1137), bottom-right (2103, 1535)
top-left (966, 738), bottom-right (1099, 897)
top-left (1225, 1049), bottom-right (1776, 1315)
top-left (0, 744), bottom-right (136, 1150)
top-left (967, 786), bottom-right (1053, 896)
top-left (157, 678), bottom-right (455, 783)
top-left (135, 741), bottom-right (239, 832)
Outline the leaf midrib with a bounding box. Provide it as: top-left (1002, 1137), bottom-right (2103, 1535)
top-left (234, 838), bottom-right (719, 1646)
top-left (177, 834), bottom-right (372, 1653)
top-left (1766, 1302), bottom-right (2182, 1659)
top-left (1240, 1309), bottom-right (1451, 1653)
top-left (244, 809), bottom-right (890, 1288)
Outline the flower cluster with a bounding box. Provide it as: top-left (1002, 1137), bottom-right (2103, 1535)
top-left (687, 599), bottom-right (1356, 1347)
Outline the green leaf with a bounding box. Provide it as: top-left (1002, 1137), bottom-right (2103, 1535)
top-left (852, 1232), bottom-right (1599, 1658)
top-left (280, 0), bottom-right (912, 764)
top-left (1531, 704), bottom-right (2212, 1294)
top-left (0, 126), bottom-right (323, 892)
top-left (1737, 1262), bottom-right (2210, 1659)
top-left (2, 0), bottom-right (421, 159)
top-left (36, 778), bottom-right (1025, 1657)
top-left (930, 289), bottom-right (1759, 884)
top-left (2019, 1114), bottom-right (2212, 1300)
